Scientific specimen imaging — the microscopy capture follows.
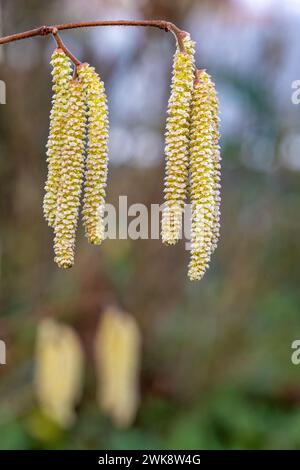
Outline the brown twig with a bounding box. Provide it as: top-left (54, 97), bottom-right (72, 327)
top-left (0, 20), bottom-right (188, 54)
top-left (52, 29), bottom-right (81, 66)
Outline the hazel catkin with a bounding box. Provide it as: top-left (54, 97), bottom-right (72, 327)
top-left (54, 79), bottom-right (86, 269)
top-left (94, 307), bottom-right (141, 428)
top-left (43, 49), bottom-right (72, 228)
top-left (35, 318), bottom-right (84, 428)
top-left (161, 34), bottom-right (195, 245)
top-left (206, 75), bottom-right (221, 253)
top-left (188, 69), bottom-right (221, 281)
top-left (78, 63), bottom-right (109, 245)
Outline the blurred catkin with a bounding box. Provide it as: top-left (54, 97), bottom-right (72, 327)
top-left (54, 79), bottom-right (86, 268)
top-left (78, 63), bottom-right (109, 245)
top-left (94, 307), bottom-right (141, 428)
top-left (35, 319), bottom-right (84, 429)
top-left (188, 70), bottom-right (221, 281)
top-left (162, 34), bottom-right (195, 245)
top-left (43, 49), bottom-right (72, 227)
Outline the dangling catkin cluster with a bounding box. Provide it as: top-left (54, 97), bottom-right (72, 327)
top-left (78, 63), bottom-right (109, 245)
top-left (188, 70), bottom-right (221, 281)
top-left (161, 34), bottom-right (195, 245)
top-left (161, 35), bottom-right (221, 280)
top-left (44, 50), bottom-right (109, 268)
top-left (43, 36), bottom-right (221, 279)
top-left (44, 49), bottom-right (72, 227)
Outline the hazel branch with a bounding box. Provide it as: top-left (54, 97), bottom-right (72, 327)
top-left (0, 20), bottom-right (188, 52)
top-left (52, 29), bottom-right (81, 66)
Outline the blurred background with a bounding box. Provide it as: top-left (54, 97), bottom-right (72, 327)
top-left (0, 0), bottom-right (300, 450)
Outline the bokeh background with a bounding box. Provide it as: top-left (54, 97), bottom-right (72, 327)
top-left (1, 0), bottom-right (300, 450)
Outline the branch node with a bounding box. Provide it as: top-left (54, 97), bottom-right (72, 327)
top-left (39, 26), bottom-right (52, 36)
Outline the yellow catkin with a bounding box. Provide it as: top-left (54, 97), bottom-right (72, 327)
top-left (78, 63), bottom-right (109, 245)
top-left (162, 34), bottom-right (195, 245)
top-left (54, 79), bottom-right (86, 268)
top-left (188, 70), bottom-right (221, 281)
top-left (43, 49), bottom-right (72, 227)
top-left (207, 75), bottom-right (221, 253)
top-left (35, 319), bottom-right (84, 428)
top-left (94, 307), bottom-right (141, 428)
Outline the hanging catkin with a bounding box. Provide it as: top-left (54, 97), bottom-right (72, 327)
top-left (35, 318), bottom-right (84, 428)
top-left (94, 307), bottom-right (141, 428)
top-left (43, 49), bottom-right (72, 227)
top-left (54, 79), bottom-right (86, 268)
top-left (188, 70), bottom-right (221, 281)
top-left (207, 75), bottom-right (221, 253)
top-left (78, 63), bottom-right (109, 245)
top-left (161, 34), bottom-right (195, 245)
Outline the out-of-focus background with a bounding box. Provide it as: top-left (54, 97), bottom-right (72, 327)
top-left (0, 0), bottom-right (300, 450)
